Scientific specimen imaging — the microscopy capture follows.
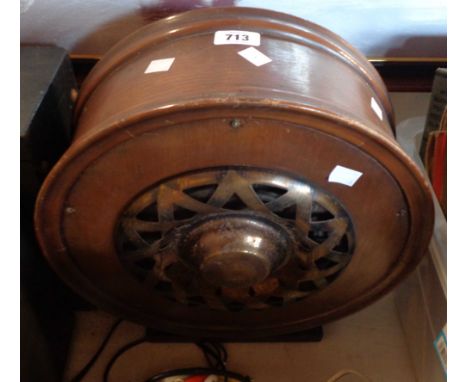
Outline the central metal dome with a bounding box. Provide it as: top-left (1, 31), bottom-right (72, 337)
top-left (180, 214), bottom-right (291, 289)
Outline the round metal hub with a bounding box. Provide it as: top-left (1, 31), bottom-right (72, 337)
top-left (179, 215), bottom-right (291, 288)
top-left (117, 168), bottom-right (355, 311)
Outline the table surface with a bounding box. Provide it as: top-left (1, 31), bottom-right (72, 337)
top-left (63, 292), bottom-right (416, 382)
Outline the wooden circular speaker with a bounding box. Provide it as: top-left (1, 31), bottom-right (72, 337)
top-left (35, 7), bottom-right (434, 337)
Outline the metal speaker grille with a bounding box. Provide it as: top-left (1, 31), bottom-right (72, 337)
top-left (117, 168), bottom-right (355, 311)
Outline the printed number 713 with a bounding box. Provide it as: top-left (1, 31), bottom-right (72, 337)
top-left (226, 33), bottom-right (249, 41)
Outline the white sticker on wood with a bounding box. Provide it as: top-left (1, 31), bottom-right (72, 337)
top-left (144, 58), bottom-right (175, 74)
top-left (214, 30), bottom-right (261, 46)
top-left (371, 97), bottom-right (383, 120)
top-left (328, 165), bottom-right (363, 187)
top-left (237, 47), bottom-right (272, 67)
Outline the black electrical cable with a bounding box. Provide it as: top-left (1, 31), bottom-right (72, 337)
top-left (196, 341), bottom-right (228, 370)
top-left (69, 318), bottom-right (123, 382)
top-left (195, 341), bottom-right (230, 381)
top-left (75, 319), bottom-right (250, 382)
top-left (103, 337), bottom-right (251, 382)
top-left (145, 367), bottom-right (251, 382)
top-left (103, 335), bottom-right (148, 382)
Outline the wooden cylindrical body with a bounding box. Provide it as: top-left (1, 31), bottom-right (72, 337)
top-left (35, 8), bottom-right (433, 337)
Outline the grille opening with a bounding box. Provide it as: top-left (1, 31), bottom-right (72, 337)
top-left (163, 263), bottom-right (175, 274)
top-left (275, 205), bottom-right (296, 220)
top-left (326, 274), bottom-right (340, 284)
top-left (252, 184), bottom-right (287, 203)
top-left (315, 256), bottom-right (337, 270)
top-left (134, 271), bottom-right (146, 282)
top-left (139, 231), bottom-right (162, 244)
top-left (265, 296), bottom-right (284, 307)
top-left (187, 296), bottom-right (205, 305)
top-left (185, 184), bottom-right (217, 203)
top-left (134, 257), bottom-right (155, 270)
top-left (158, 236), bottom-right (171, 250)
top-left (136, 202), bottom-right (158, 221)
top-left (122, 240), bottom-right (140, 252)
top-left (154, 281), bottom-right (173, 293)
top-left (298, 280), bottom-right (319, 292)
top-left (173, 205), bottom-right (198, 220)
top-left (308, 229), bottom-right (329, 243)
top-left (223, 193), bottom-right (247, 210)
top-left (311, 203), bottom-right (334, 221)
top-left (226, 301), bottom-right (245, 312)
top-left (333, 235), bottom-right (349, 252)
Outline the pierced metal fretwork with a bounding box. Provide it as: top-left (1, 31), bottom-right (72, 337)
top-left (117, 168), bottom-right (354, 311)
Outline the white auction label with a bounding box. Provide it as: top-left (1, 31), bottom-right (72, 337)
top-left (144, 58), bottom-right (175, 74)
top-left (238, 47), bottom-right (272, 67)
top-left (371, 97), bottom-right (383, 120)
top-left (328, 165), bottom-right (363, 187)
top-left (214, 30), bottom-right (261, 46)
